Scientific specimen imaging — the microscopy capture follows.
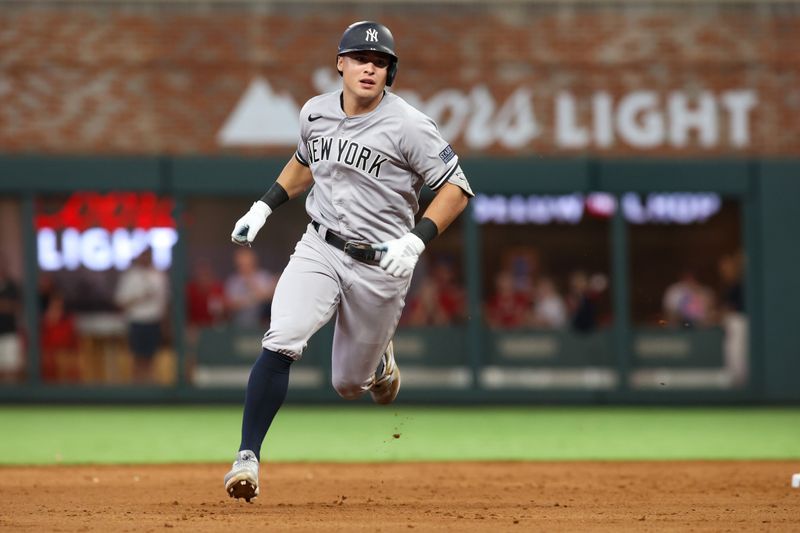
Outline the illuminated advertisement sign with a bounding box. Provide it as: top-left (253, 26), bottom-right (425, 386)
top-left (473, 192), bottom-right (722, 225)
top-left (36, 192), bottom-right (178, 271)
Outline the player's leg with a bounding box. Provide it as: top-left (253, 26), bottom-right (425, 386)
top-left (370, 337), bottom-right (400, 404)
top-left (330, 259), bottom-right (410, 402)
top-left (240, 231), bottom-right (341, 456)
top-left (226, 230), bottom-right (341, 500)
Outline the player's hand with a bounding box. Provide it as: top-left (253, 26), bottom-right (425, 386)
top-left (372, 233), bottom-right (425, 278)
top-left (231, 201), bottom-right (272, 247)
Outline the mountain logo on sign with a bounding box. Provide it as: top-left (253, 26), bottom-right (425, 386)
top-left (217, 77), bottom-right (300, 146)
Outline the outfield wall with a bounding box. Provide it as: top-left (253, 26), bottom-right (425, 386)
top-left (0, 1), bottom-right (798, 402)
top-left (1, 156), bottom-right (798, 403)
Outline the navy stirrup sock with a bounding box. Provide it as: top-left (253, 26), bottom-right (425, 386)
top-left (239, 348), bottom-right (294, 460)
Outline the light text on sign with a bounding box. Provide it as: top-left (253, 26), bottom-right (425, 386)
top-left (473, 192), bottom-right (722, 225)
top-left (219, 71), bottom-right (759, 152)
top-left (36, 192), bottom-right (178, 272)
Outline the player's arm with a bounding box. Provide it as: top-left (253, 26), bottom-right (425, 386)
top-left (231, 157), bottom-right (314, 246)
top-left (372, 183), bottom-right (470, 278)
top-left (375, 108), bottom-right (474, 277)
top-left (418, 182), bottom-right (470, 235)
top-left (275, 156), bottom-right (315, 198)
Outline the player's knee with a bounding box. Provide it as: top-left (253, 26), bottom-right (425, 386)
top-left (262, 328), bottom-right (308, 358)
top-left (332, 378), bottom-right (365, 400)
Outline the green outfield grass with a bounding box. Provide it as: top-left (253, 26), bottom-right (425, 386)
top-left (0, 406), bottom-right (798, 465)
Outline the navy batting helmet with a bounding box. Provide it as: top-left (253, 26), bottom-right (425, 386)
top-left (337, 21), bottom-right (398, 86)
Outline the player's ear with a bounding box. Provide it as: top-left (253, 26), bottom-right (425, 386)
top-left (336, 55), bottom-right (344, 77)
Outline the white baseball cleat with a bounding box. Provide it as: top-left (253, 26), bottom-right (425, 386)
top-left (224, 450), bottom-right (260, 502)
top-left (370, 340), bottom-right (401, 405)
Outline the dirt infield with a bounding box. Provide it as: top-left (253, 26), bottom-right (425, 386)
top-left (1, 462), bottom-right (798, 531)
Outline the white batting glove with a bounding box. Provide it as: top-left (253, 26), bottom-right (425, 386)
top-left (231, 201), bottom-right (272, 246)
top-left (372, 233), bottom-right (426, 278)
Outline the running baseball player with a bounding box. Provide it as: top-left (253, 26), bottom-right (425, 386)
top-left (223, 20), bottom-right (473, 502)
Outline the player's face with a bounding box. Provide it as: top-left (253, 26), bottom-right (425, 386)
top-left (338, 51), bottom-right (390, 101)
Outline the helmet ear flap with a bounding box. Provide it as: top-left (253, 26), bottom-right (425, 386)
top-left (386, 61), bottom-right (398, 86)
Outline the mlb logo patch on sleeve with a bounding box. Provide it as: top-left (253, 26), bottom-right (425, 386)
top-left (439, 145), bottom-right (456, 164)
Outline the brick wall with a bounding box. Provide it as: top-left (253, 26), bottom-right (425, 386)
top-left (0, 2), bottom-right (797, 156)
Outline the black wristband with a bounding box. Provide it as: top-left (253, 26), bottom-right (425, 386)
top-left (411, 217), bottom-right (439, 245)
top-left (259, 182), bottom-right (290, 210)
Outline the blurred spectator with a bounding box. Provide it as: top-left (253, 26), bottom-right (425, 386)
top-left (114, 249), bottom-right (169, 383)
top-left (505, 247), bottom-right (539, 301)
top-left (403, 257), bottom-right (465, 326)
top-left (567, 270), bottom-right (597, 332)
top-left (403, 279), bottom-right (451, 326)
top-left (38, 272), bottom-right (57, 313)
top-left (40, 290), bottom-right (80, 382)
top-left (224, 248), bottom-right (277, 328)
top-left (662, 270), bottom-right (714, 328)
top-left (0, 256), bottom-right (22, 381)
top-left (588, 272), bottom-right (611, 327)
top-left (530, 277), bottom-right (567, 329)
top-left (187, 260), bottom-right (225, 327)
top-left (718, 251), bottom-right (748, 386)
top-left (718, 252), bottom-right (745, 315)
top-left (485, 271), bottom-right (531, 329)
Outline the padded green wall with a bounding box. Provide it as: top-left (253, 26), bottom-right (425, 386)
top-left (759, 163), bottom-right (800, 400)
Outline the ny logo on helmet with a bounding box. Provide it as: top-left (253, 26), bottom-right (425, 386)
top-left (365, 29), bottom-right (379, 42)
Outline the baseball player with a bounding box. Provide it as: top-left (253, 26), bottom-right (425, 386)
top-left (223, 20), bottom-right (473, 502)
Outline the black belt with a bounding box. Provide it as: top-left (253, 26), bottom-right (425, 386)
top-left (312, 221), bottom-right (382, 265)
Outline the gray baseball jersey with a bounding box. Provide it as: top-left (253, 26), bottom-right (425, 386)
top-left (295, 90), bottom-right (473, 243)
top-left (262, 90), bottom-right (472, 398)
